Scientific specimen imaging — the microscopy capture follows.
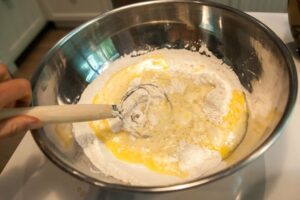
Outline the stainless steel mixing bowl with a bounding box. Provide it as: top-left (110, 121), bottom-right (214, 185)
top-left (31, 0), bottom-right (297, 193)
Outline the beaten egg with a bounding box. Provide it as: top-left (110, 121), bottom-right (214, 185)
top-left (88, 54), bottom-right (248, 178)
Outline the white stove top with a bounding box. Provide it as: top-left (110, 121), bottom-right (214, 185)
top-left (0, 12), bottom-right (299, 200)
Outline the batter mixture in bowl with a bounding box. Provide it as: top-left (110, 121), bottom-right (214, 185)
top-left (73, 49), bottom-right (248, 186)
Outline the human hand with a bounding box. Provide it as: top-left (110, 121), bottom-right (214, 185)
top-left (0, 64), bottom-right (41, 138)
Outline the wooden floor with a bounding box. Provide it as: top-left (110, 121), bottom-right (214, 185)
top-left (0, 25), bottom-right (72, 172)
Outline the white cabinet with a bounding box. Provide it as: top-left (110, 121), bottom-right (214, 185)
top-left (38, 0), bottom-right (112, 23)
top-left (0, 0), bottom-right (46, 73)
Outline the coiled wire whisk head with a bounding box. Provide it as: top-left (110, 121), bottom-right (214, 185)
top-left (112, 84), bottom-right (172, 138)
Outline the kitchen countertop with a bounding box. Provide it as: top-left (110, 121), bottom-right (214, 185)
top-left (0, 12), bottom-right (299, 200)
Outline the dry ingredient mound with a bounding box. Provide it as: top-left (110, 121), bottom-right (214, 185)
top-left (72, 48), bottom-right (247, 186)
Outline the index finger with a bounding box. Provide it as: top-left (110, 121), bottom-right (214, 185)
top-left (0, 64), bottom-right (12, 82)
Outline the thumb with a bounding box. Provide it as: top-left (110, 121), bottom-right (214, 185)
top-left (0, 116), bottom-right (42, 139)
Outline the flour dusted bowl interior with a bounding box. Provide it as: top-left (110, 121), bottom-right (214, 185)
top-left (31, 0), bottom-right (297, 192)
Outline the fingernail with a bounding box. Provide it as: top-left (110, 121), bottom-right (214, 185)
top-left (28, 120), bottom-right (43, 130)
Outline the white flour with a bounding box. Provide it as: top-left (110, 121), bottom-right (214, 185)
top-left (73, 48), bottom-right (245, 186)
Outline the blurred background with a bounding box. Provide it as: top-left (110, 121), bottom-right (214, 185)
top-left (0, 0), bottom-right (290, 171)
